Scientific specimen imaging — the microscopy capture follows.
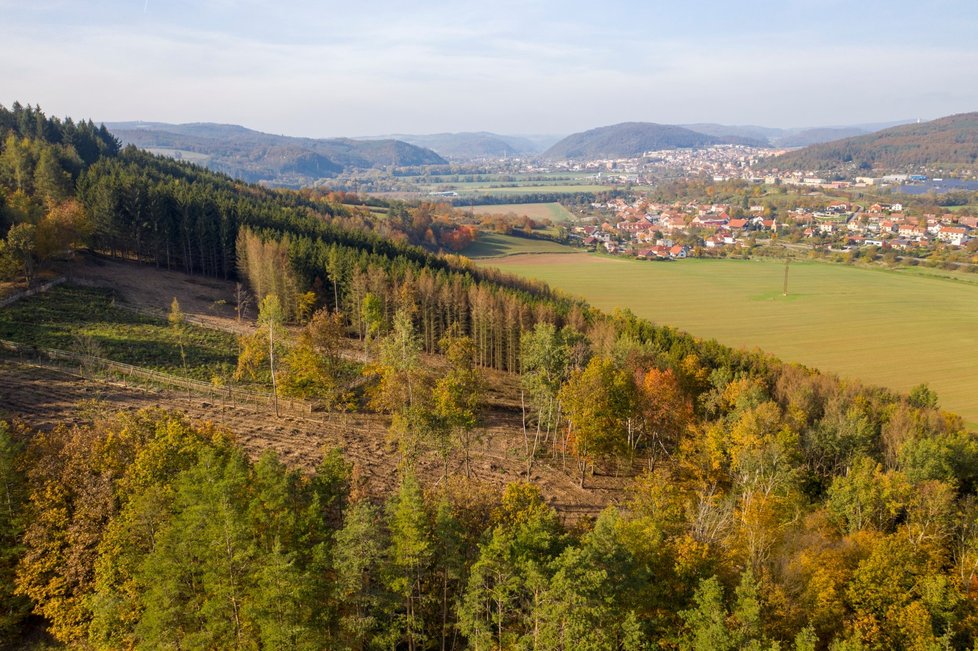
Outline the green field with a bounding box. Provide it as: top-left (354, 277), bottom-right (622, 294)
top-left (482, 254), bottom-right (978, 425)
top-left (466, 202), bottom-right (578, 223)
top-left (463, 232), bottom-right (579, 259)
top-left (0, 285), bottom-right (242, 383)
top-left (458, 184), bottom-right (611, 196)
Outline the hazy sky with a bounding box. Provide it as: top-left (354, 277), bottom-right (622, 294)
top-left (2, 0), bottom-right (977, 137)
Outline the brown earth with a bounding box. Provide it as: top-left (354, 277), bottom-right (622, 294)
top-left (69, 254), bottom-right (253, 334)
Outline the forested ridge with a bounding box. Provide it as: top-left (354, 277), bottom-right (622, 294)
top-left (768, 112), bottom-right (978, 173)
top-left (4, 104), bottom-right (978, 649)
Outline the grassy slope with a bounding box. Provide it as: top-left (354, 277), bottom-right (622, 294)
top-left (463, 232), bottom-right (579, 258)
top-left (466, 202), bottom-right (578, 223)
top-left (483, 254), bottom-right (978, 424)
top-left (0, 285), bottom-right (241, 382)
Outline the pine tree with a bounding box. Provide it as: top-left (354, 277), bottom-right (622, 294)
top-left (0, 422), bottom-right (28, 641)
top-left (384, 473), bottom-right (433, 651)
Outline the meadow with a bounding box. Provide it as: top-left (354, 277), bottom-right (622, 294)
top-left (482, 254), bottom-right (978, 425)
top-left (465, 201), bottom-right (578, 223)
top-left (462, 232), bottom-right (579, 258)
top-left (453, 183), bottom-right (612, 196)
top-left (0, 284), bottom-right (241, 382)
top-left (414, 173), bottom-right (616, 197)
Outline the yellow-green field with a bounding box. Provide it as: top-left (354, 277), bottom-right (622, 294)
top-left (463, 232), bottom-right (579, 258)
top-left (466, 202), bottom-right (578, 223)
top-left (482, 254), bottom-right (978, 424)
top-left (459, 184), bottom-right (612, 196)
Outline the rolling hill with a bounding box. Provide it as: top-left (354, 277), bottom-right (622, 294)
top-left (772, 126), bottom-right (869, 148)
top-left (682, 123), bottom-right (784, 144)
top-left (767, 112), bottom-right (978, 172)
top-left (360, 132), bottom-right (544, 159)
top-left (542, 122), bottom-right (766, 159)
top-left (107, 121), bottom-right (447, 186)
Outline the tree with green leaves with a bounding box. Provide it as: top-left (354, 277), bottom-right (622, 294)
top-left (519, 323), bottom-right (573, 476)
top-left (136, 449), bottom-right (255, 650)
top-left (333, 499), bottom-right (388, 649)
top-left (432, 330), bottom-right (483, 478)
top-left (168, 296), bottom-right (189, 380)
top-left (2, 222), bottom-right (36, 285)
top-left (235, 293), bottom-right (287, 414)
top-left (459, 483), bottom-right (565, 649)
top-left (560, 356), bottom-right (638, 487)
top-left (383, 473), bottom-right (433, 651)
top-left (370, 308), bottom-right (432, 465)
top-left (0, 422), bottom-right (28, 641)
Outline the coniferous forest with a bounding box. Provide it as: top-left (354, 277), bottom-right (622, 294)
top-left (4, 104), bottom-right (978, 649)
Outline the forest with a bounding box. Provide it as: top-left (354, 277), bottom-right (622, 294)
top-left (767, 112), bottom-right (978, 174)
top-left (4, 103), bottom-right (978, 649)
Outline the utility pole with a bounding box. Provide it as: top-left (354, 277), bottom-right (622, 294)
top-left (783, 255), bottom-right (791, 296)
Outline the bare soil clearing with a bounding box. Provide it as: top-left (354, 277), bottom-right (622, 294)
top-left (70, 255), bottom-right (252, 334)
top-left (0, 359), bottom-right (621, 517)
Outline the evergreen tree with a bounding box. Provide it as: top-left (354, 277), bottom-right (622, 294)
top-left (0, 422), bottom-right (28, 641)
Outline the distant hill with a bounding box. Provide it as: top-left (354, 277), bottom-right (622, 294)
top-left (682, 123), bottom-right (911, 147)
top-left (358, 131), bottom-right (559, 160)
top-left (682, 123), bottom-right (783, 144)
top-left (542, 122), bottom-right (766, 159)
top-left (767, 113), bottom-right (978, 173)
top-left (107, 122), bottom-right (447, 186)
top-left (772, 127), bottom-right (869, 148)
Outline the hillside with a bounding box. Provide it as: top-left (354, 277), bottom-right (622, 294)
top-left (361, 131), bottom-right (547, 159)
top-left (773, 126), bottom-right (868, 147)
top-left (682, 122), bottom-right (783, 143)
top-left (768, 112), bottom-right (978, 172)
top-left (542, 121), bottom-right (766, 159)
top-left (108, 121), bottom-right (447, 186)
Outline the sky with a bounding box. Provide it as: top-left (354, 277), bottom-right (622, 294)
top-left (2, 0), bottom-right (978, 138)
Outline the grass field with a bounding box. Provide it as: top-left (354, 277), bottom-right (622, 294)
top-left (0, 284), bottom-right (242, 382)
top-left (463, 232), bottom-right (579, 258)
top-left (482, 254), bottom-right (978, 425)
top-left (466, 202), bottom-right (579, 223)
top-left (459, 184), bottom-right (612, 196)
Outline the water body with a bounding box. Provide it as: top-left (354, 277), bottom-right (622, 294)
top-left (899, 179), bottom-right (978, 195)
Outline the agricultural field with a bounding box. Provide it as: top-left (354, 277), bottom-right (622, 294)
top-left (412, 172), bottom-right (616, 197)
top-left (462, 232), bottom-right (580, 258)
top-left (482, 253), bottom-right (978, 425)
top-left (455, 183), bottom-right (612, 196)
top-left (465, 201), bottom-right (579, 223)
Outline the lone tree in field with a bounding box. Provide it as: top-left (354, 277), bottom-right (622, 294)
top-left (168, 297), bottom-right (188, 378)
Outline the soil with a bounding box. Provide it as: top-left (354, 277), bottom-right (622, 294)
top-left (69, 254), bottom-right (253, 334)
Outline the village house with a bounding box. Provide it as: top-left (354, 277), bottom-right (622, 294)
top-left (669, 245), bottom-right (689, 259)
top-left (937, 226), bottom-right (970, 246)
top-left (898, 224), bottom-right (923, 239)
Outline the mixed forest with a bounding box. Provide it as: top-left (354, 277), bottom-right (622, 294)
top-left (4, 104), bottom-right (978, 649)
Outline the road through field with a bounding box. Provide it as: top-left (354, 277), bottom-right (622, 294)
top-left (483, 254), bottom-right (978, 425)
